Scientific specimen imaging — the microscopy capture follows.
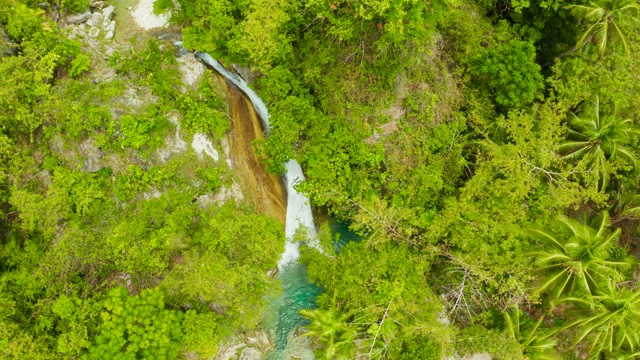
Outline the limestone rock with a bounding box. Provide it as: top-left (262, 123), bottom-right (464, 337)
top-left (132, 0), bottom-right (170, 30)
top-left (239, 347), bottom-right (261, 360)
top-left (86, 12), bottom-right (102, 27)
top-left (79, 138), bottom-right (103, 173)
top-left (215, 337), bottom-right (247, 360)
top-left (66, 10), bottom-right (92, 25)
top-left (267, 268), bottom-right (279, 279)
top-left (212, 182), bottom-right (244, 203)
top-left (466, 354), bottom-right (492, 360)
top-left (208, 301), bottom-right (225, 315)
top-left (177, 52), bottom-right (206, 88)
top-left (90, 0), bottom-right (105, 10)
top-left (0, 27), bottom-right (17, 56)
top-left (158, 115), bottom-right (186, 162)
top-left (197, 194), bottom-right (213, 207)
top-left (245, 331), bottom-right (272, 351)
top-left (105, 20), bottom-right (116, 33)
top-left (101, 5), bottom-right (114, 21)
top-left (105, 30), bottom-right (114, 39)
top-left (191, 133), bottom-right (220, 161)
top-left (89, 26), bottom-right (100, 38)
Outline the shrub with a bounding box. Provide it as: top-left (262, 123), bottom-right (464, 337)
top-left (470, 40), bottom-right (543, 109)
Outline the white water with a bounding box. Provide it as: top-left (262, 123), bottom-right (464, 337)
top-left (194, 52), bottom-right (271, 134)
top-left (282, 160), bottom-right (318, 267)
top-left (192, 49), bottom-right (317, 270)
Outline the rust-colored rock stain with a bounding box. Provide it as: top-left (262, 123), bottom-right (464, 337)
top-left (215, 72), bottom-right (286, 224)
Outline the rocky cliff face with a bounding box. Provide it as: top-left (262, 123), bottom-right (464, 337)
top-left (216, 74), bottom-right (286, 224)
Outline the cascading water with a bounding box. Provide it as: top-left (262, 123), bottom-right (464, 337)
top-left (194, 51), bottom-right (318, 267)
top-left (193, 50), bottom-right (320, 358)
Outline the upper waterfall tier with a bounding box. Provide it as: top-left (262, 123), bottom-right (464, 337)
top-left (195, 52), bottom-right (271, 134)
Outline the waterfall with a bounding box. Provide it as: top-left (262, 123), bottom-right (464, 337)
top-left (282, 160), bottom-right (318, 267)
top-left (194, 52), bottom-right (271, 133)
top-left (193, 50), bottom-right (317, 270)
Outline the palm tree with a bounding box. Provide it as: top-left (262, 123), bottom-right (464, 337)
top-left (560, 280), bottom-right (640, 357)
top-left (610, 183), bottom-right (640, 223)
top-left (565, 0), bottom-right (640, 56)
top-left (503, 308), bottom-right (557, 359)
top-left (300, 307), bottom-right (358, 359)
top-left (559, 96), bottom-right (640, 190)
top-left (529, 211), bottom-right (631, 299)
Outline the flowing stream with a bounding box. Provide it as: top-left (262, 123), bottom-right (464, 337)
top-left (194, 51), bottom-right (320, 358)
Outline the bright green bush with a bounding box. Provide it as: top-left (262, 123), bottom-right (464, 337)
top-left (69, 53), bottom-right (90, 77)
top-left (86, 287), bottom-right (183, 360)
top-left (470, 40), bottom-right (544, 109)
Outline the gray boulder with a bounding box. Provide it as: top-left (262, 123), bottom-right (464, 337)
top-left (66, 10), bottom-right (92, 25)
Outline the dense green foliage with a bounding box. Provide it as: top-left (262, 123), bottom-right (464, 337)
top-left (2, 0), bottom-right (640, 358)
top-left (165, 0), bottom-right (640, 356)
top-left (0, 2), bottom-right (283, 358)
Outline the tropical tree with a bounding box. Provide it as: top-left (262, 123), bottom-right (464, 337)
top-left (560, 280), bottom-right (640, 357)
top-left (559, 96), bottom-right (640, 190)
top-left (530, 211), bottom-right (632, 299)
top-left (565, 0), bottom-right (640, 56)
top-left (610, 183), bottom-right (640, 222)
top-left (503, 308), bottom-right (557, 359)
top-left (300, 307), bottom-right (358, 359)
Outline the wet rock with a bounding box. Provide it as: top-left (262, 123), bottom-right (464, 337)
top-left (232, 64), bottom-right (260, 85)
top-left (66, 9), bottom-right (92, 25)
top-left (174, 42), bottom-right (189, 57)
